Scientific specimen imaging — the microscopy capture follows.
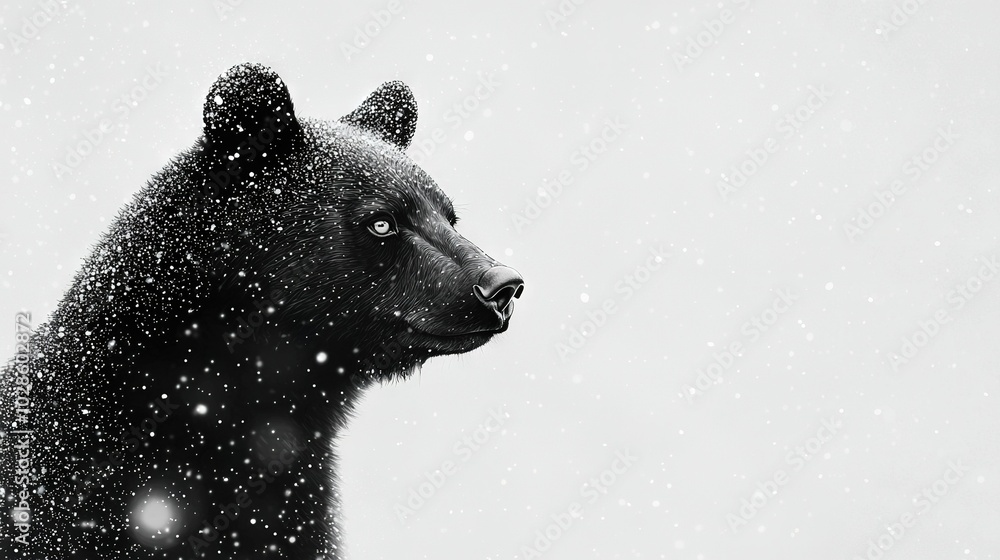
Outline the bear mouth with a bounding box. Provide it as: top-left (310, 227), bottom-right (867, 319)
top-left (404, 303), bottom-right (513, 339)
top-left (402, 321), bottom-right (504, 354)
top-left (399, 300), bottom-right (515, 354)
top-left (405, 322), bottom-right (501, 340)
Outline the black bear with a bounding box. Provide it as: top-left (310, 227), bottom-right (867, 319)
top-left (1, 62), bottom-right (523, 559)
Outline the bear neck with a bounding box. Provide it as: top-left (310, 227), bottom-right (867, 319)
top-left (27, 151), bottom-right (401, 556)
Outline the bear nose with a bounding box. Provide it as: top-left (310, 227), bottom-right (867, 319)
top-left (473, 266), bottom-right (524, 312)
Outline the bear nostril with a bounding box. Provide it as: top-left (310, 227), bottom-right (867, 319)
top-left (473, 266), bottom-right (525, 312)
top-left (492, 286), bottom-right (517, 312)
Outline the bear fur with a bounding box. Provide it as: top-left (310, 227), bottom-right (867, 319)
top-left (0, 62), bottom-right (522, 559)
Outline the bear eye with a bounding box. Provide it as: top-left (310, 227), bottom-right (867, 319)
top-left (368, 216), bottom-right (396, 237)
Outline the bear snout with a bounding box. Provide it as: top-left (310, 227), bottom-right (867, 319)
top-left (473, 265), bottom-right (524, 315)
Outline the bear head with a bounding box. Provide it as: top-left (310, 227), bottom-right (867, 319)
top-left (194, 63), bottom-right (523, 382)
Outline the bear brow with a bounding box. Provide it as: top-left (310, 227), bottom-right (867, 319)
top-left (413, 183), bottom-right (457, 224)
top-left (443, 199), bottom-right (458, 224)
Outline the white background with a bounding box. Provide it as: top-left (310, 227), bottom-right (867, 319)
top-left (2, 1), bottom-right (999, 558)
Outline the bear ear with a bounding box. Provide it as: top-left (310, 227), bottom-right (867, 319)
top-left (203, 62), bottom-right (301, 154)
top-left (340, 81), bottom-right (417, 150)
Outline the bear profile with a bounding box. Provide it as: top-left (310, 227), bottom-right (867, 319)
top-left (1, 62), bottom-right (523, 559)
